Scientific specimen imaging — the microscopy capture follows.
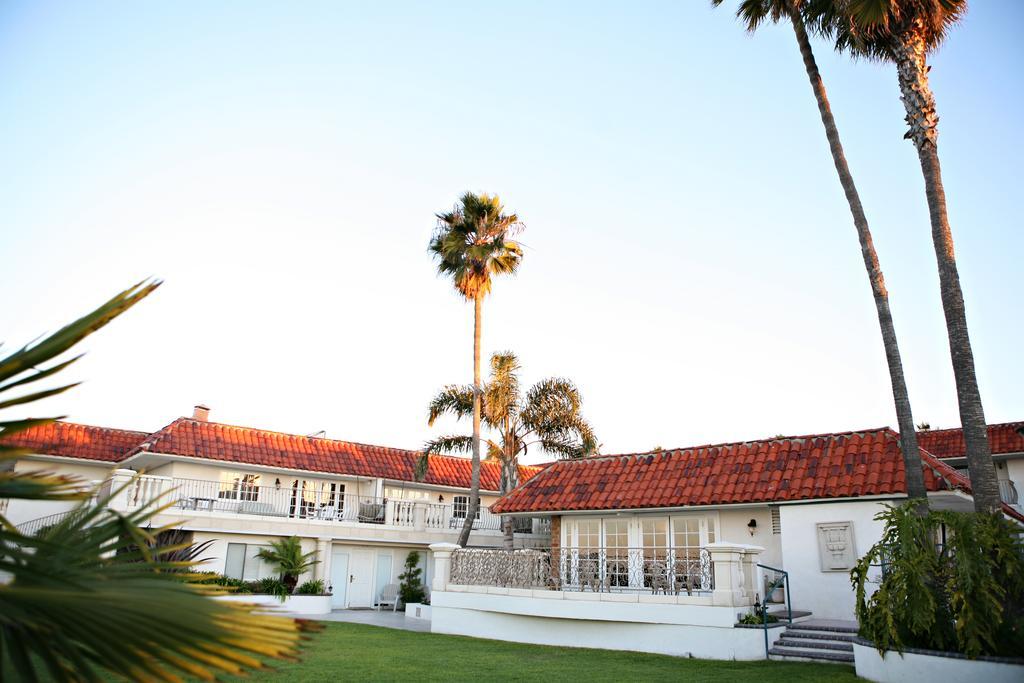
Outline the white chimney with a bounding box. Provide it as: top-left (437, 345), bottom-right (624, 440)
top-left (192, 404), bottom-right (211, 422)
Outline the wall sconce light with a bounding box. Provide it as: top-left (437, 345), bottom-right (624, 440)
top-left (438, 494), bottom-right (445, 503)
top-left (274, 478), bottom-right (281, 490)
top-left (747, 519), bottom-right (758, 536)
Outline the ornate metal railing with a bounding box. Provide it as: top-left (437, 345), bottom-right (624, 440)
top-left (450, 546), bottom-right (714, 595)
top-left (17, 509), bottom-right (86, 537)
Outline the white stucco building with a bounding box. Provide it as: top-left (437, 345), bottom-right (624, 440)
top-left (4, 405), bottom-right (549, 609)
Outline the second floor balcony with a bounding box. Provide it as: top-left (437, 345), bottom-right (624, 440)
top-left (97, 470), bottom-right (549, 537)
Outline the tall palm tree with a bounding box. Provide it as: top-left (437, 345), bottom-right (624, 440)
top-left (429, 193), bottom-right (524, 546)
top-left (0, 282), bottom-right (305, 681)
top-left (419, 351), bottom-right (597, 548)
top-left (804, 0), bottom-right (1001, 513)
top-left (712, 0), bottom-right (928, 506)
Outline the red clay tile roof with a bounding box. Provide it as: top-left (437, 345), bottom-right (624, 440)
top-left (491, 427), bottom-right (976, 514)
top-left (917, 422), bottom-right (1024, 459)
top-left (2, 421), bottom-right (149, 462)
top-left (128, 418), bottom-right (543, 492)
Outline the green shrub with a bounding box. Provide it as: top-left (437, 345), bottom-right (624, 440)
top-left (738, 611), bottom-right (778, 626)
top-left (398, 551), bottom-right (426, 606)
top-left (189, 572), bottom-right (253, 592)
top-left (852, 504), bottom-right (1024, 658)
top-left (254, 576), bottom-right (290, 602)
top-left (294, 579), bottom-right (326, 595)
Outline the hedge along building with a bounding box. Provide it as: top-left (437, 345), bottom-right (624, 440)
top-left (3, 406), bottom-right (550, 610)
top-left (487, 426), bottom-right (1024, 622)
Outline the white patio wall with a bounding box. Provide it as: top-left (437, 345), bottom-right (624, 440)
top-left (427, 542), bottom-right (780, 661)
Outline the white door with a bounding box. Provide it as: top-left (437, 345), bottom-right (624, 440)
top-left (330, 550), bottom-right (350, 609)
top-left (374, 552), bottom-right (393, 606)
top-left (347, 549), bottom-right (375, 608)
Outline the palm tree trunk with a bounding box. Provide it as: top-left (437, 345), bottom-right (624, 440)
top-left (789, 11), bottom-right (928, 506)
top-left (457, 293), bottom-right (483, 546)
top-left (500, 453), bottom-right (518, 550)
top-left (892, 27), bottom-right (1000, 514)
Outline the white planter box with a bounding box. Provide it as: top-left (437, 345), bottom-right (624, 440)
top-left (405, 602), bottom-right (432, 621)
top-left (214, 594), bottom-right (332, 616)
top-left (853, 640), bottom-right (1024, 683)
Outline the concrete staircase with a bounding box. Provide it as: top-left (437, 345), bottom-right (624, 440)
top-left (769, 619), bottom-right (857, 664)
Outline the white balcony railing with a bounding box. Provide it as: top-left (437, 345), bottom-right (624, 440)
top-left (999, 480), bottom-right (1019, 506)
top-left (101, 471), bottom-right (548, 535)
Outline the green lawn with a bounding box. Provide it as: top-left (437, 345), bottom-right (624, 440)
top-left (215, 622), bottom-right (858, 682)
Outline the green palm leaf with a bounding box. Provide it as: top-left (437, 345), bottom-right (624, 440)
top-left (0, 280), bottom-right (308, 681)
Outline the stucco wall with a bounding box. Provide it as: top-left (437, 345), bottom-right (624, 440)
top-left (778, 499), bottom-right (890, 620)
top-left (719, 508), bottom-right (781, 567)
top-left (7, 458), bottom-right (114, 526)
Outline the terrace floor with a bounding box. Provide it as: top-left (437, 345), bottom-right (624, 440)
top-left (311, 608), bottom-right (431, 632)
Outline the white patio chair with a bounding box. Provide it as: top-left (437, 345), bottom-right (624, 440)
top-left (315, 505), bottom-right (338, 521)
top-left (377, 583), bottom-right (399, 612)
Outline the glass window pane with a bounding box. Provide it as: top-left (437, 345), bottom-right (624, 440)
top-left (225, 543), bottom-right (245, 579)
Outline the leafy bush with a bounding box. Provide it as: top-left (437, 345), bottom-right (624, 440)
top-left (738, 605), bottom-right (778, 625)
top-left (190, 572), bottom-right (252, 592)
top-left (295, 579), bottom-right (326, 595)
top-left (399, 551), bottom-right (427, 606)
top-left (852, 504), bottom-right (1024, 658)
top-left (254, 576), bottom-right (290, 602)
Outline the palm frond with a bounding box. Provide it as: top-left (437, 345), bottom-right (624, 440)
top-left (426, 384), bottom-right (474, 426)
top-left (1, 486), bottom-right (304, 682)
top-left (483, 352), bottom-right (520, 427)
top-left (428, 192), bottom-right (523, 300)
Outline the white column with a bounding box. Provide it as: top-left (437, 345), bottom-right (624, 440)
top-left (429, 542), bottom-right (460, 593)
top-left (104, 469), bottom-right (138, 510)
top-left (740, 545), bottom-right (764, 601)
top-left (315, 537), bottom-right (332, 582)
top-left (413, 503), bottom-right (427, 532)
top-left (706, 542), bottom-right (747, 607)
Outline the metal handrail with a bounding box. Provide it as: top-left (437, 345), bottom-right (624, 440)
top-left (756, 563), bottom-right (791, 659)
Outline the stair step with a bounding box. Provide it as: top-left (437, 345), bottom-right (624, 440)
top-left (769, 646), bottom-right (854, 663)
top-left (790, 621), bottom-right (858, 633)
top-left (782, 629), bottom-right (856, 642)
top-left (776, 638), bottom-right (853, 652)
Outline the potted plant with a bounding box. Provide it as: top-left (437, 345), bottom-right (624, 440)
top-left (399, 551), bottom-right (429, 619)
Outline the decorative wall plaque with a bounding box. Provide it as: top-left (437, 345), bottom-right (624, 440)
top-left (816, 521), bottom-right (856, 572)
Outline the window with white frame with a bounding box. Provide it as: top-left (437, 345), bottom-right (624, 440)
top-left (562, 514), bottom-right (718, 591)
top-left (451, 495), bottom-right (481, 519)
top-left (218, 472), bottom-right (260, 501)
top-left (224, 542), bottom-right (273, 580)
top-left (384, 487), bottom-right (431, 501)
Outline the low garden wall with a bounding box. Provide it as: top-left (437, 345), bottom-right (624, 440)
top-left (852, 639), bottom-right (1024, 683)
top-left (427, 541), bottom-right (778, 661)
top-left (432, 590), bottom-right (777, 660)
top-left (214, 594), bottom-right (332, 616)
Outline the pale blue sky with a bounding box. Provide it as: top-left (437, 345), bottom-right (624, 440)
top-left (1, 1), bottom-right (1021, 459)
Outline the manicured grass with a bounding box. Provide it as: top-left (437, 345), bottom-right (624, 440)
top-left (215, 622), bottom-right (859, 682)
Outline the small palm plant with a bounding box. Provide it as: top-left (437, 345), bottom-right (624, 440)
top-left (420, 351), bottom-right (597, 548)
top-left (0, 281), bottom-right (305, 681)
top-left (256, 536), bottom-right (319, 594)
